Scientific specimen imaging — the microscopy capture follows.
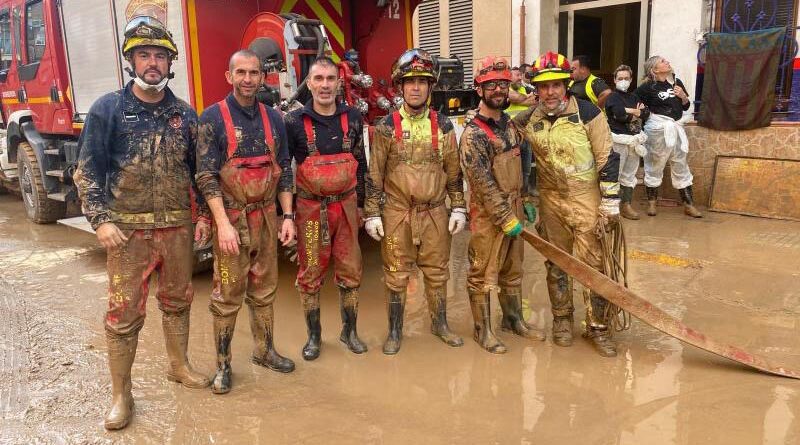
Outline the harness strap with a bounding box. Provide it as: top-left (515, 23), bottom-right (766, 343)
top-left (218, 99), bottom-right (275, 159)
top-left (391, 109), bottom-right (440, 153)
top-left (303, 112), bottom-right (352, 156)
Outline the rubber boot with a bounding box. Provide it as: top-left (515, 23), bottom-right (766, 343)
top-left (249, 304), bottom-right (295, 373)
top-left (300, 292), bottom-right (322, 361)
top-left (104, 333), bottom-right (137, 430)
top-left (499, 290), bottom-right (545, 341)
top-left (552, 315), bottom-right (573, 346)
top-left (162, 311), bottom-right (210, 389)
top-left (619, 186), bottom-right (640, 220)
top-left (382, 289), bottom-right (406, 355)
top-left (546, 261), bottom-right (573, 347)
top-left (679, 185), bottom-right (703, 218)
top-left (646, 186), bottom-right (658, 216)
top-left (584, 326), bottom-right (618, 357)
top-left (211, 315), bottom-right (236, 394)
top-left (339, 287), bottom-right (368, 354)
top-left (468, 293), bottom-right (507, 354)
top-left (425, 286), bottom-right (463, 347)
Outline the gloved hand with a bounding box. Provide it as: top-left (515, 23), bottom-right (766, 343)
top-left (502, 217), bottom-right (523, 238)
top-left (364, 217), bottom-right (384, 241)
top-left (523, 201), bottom-right (537, 223)
top-left (448, 208), bottom-right (467, 235)
top-left (462, 108), bottom-right (478, 127)
top-left (598, 197), bottom-right (621, 230)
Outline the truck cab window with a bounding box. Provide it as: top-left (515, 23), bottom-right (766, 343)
top-left (25, 0), bottom-right (44, 63)
top-left (0, 11), bottom-right (10, 70)
top-left (12, 7), bottom-right (20, 64)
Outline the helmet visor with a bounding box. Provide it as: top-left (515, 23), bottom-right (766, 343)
top-left (396, 49), bottom-right (435, 74)
top-left (124, 16), bottom-right (169, 40)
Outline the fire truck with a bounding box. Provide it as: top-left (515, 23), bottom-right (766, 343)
top-left (0, 0), bottom-right (476, 227)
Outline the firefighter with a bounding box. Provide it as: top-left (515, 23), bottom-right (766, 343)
top-left (195, 50), bottom-right (297, 394)
top-left (459, 56), bottom-right (546, 354)
top-left (514, 52), bottom-right (621, 357)
top-left (284, 56), bottom-right (368, 360)
top-left (364, 48), bottom-right (467, 355)
top-left (74, 16), bottom-right (209, 430)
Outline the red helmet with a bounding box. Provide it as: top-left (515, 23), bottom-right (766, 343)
top-left (473, 56), bottom-right (512, 86)
top-left (531, 51), bottom-right (572, 83)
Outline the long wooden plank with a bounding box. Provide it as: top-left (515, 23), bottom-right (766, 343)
top-left (520, 228), bottom-right (800, 380)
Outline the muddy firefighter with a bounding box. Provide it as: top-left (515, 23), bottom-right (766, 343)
top-left (459, 56), bottom-right (546, 354)
top-left (74, 17), bottom-right (210, 430)
top-left (514, 52), bottom-right (622, 357)
top-left (284, 57), bottom-right (369, 360)
top-left (195, 49), bottom-right (297, 394)
top-left (365, 49), bottom-right (467, 355)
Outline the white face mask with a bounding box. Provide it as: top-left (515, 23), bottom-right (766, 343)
top-left (539, 97), bottom-right (568, 116)
top-left (133, 75), bottom-right (170, 93)
top-left (615, 79), bottom-right (631, 92)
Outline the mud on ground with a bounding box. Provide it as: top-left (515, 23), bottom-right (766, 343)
top-left (0, 195), bottom-right (798, 444)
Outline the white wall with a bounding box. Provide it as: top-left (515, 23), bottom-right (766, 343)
top-left (648, 0), bottom-right (704, 111)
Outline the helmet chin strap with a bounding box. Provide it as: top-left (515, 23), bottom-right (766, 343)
top-left (541, 96), bottom-right (568, 116)
top-left (126, 66), bottom-right (174, 93)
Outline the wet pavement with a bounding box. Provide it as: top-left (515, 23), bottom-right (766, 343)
top-left (0, 193), bottom-right (798, 444)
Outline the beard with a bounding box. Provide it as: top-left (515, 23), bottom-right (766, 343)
top-left (483, 93), bottom-right (510, 110)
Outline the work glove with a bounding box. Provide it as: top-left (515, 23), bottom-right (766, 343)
top-left (598, 197), bottom-right (621, 230)
top-left (364, 217), bottom-right (384, 241)
top-left (448, 208), bottom-right (467, 235)
top-left (501, 217), bottom-right (523, 238)
top-left (523, 201), bottom-right (537, 224)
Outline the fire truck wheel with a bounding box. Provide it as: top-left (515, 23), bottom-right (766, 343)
top-left (18, 142), bottom-right (66, 224)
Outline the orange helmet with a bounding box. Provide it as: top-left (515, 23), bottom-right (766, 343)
top-left (473, 56), bottom-right (512, 86)
top-left (531, 52), bottom-right (572, 83)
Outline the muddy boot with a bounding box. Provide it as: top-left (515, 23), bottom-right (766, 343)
top-left (425, 287), bottom-right (463, 347)
top-left (211, 315), bottom-right (236, 394)
top-left (646, 186), bottom-right (658, 216)
top-left (104, 333), bottom-right (137, 430)
top-left (468, 293), bottom-right (507, 354)
top-left (249, 304), bottom-right (295, 373)
top-left (679, 185), bottom-right (703, 218)
top-left (162, 311), bottom-right (210, 389)
top-left (551, 315), bottom-right (574, 347)
top-left (546, 261), bottom-right (573, 347)
top-left (339, 288), bottom-right (368, 354)
top-left (300, 292), bottom-right (322, 361)
top-left (382, 290), bottom-right (406, 355)
top-left (499, 290), bottom-right (546, 341)
top-left (619, 186), bottom-right (640, 220)
top-left (584, 327), bottom-right (618, 357)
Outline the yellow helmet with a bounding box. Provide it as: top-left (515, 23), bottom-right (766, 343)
top-left (531, 51), bottom-right (572, 83)
top-left (121, 16), bottom-right (178, 59)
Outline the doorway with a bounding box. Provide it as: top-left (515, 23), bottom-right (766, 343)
top-left (558, 0), bottom-right (648, 87)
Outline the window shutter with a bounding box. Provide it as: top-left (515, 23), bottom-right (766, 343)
top-left (418, 1), bottom-right (440, 56)
top-left (449, 0), bottom-right (473, 85)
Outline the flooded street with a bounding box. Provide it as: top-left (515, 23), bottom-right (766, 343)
top-left (0, 193), bottom-right (798, 444)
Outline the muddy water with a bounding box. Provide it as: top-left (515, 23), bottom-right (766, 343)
top-left (0, 194), bottom-right (798, 444)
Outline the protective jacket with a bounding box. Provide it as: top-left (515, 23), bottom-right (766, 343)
top-left (75, 82), bottom-right (200, 230)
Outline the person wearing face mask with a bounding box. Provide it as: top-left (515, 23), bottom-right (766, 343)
top-left (633, 56), bottom-right (701, 218)
top-left (195, 50), bottom-right (298, 393)
top-left (605, 64), bottom-right (650, 220)
top-left (513, 52), bottom-right (621, 357)
top-left (459, 56), bottom-right (546, 354)
top-left (364, 49), bottom-right (467, 355)
top-left (74, 16), bottom-right (210, 430)
top-left (284, 57), bottom-right (370, 361)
